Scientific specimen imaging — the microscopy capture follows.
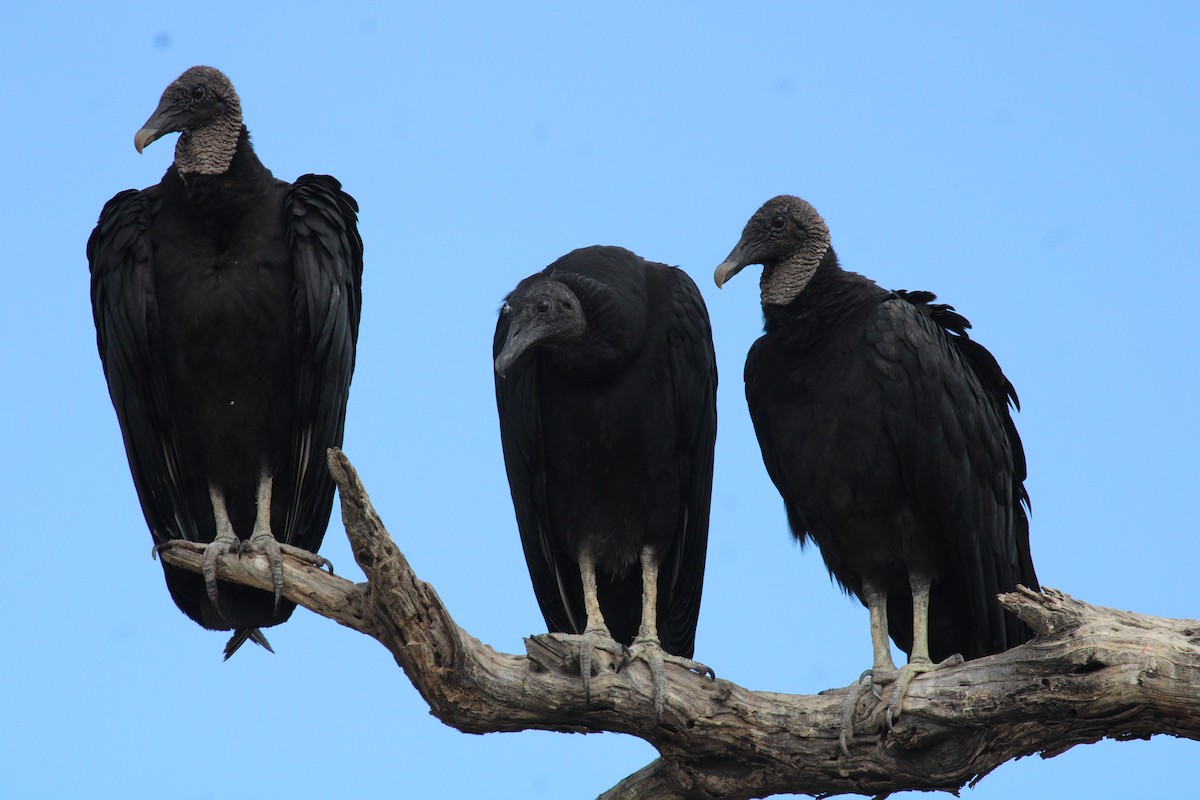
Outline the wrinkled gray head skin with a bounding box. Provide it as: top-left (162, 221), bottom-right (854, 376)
top-left (134, 66), bottom-right (243, 175)
top-left (714, 195), bottom-right (832, 306)
top-left (494, 280), bottom-right (587, 378)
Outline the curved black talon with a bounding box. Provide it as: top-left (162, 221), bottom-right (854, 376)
top-left (885, 653), bottom-right (964, 730)
top-left (202, 534), bottom-right (243, 612)
top-left (839, 670), bottom-right (875, 756)
top-left (244, 532), bottom-right (285, 611)
top-left (578, 629), bottom-right (606, 705)
top-left (619, 638), bottom-right (713, 724)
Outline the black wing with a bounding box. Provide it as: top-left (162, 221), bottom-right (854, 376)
top-left (871, 293), bottom-right (1035, 654)
top-left (656, 269), bottom-right (718, 657)
top-left (88, 188), bottom-right (201, 545)
top-left (281, 174), bottom-right (363, 550)
top-left (894, 289), bottom-right (1031, 515)
top-left (493, 309), bottom-right (586, 635)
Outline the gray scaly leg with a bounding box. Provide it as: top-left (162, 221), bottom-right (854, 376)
top-left (242, 471), bottom-right (284, 610)
top-left (241, 470), bottom-right (333, 611)
top-left (574, 548), bottom-right (617, 705)
top-left (885, 572), bottom-right (964, 729)
top-left (201, 483), bottom-right (243, 611)
top-left (840, 580), bottom-right (899, 755)
top-left (620, 546), bottom-right (714, 724)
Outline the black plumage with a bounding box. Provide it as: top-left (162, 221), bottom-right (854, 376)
top-left (715, 195), bottom-right (1037, 741)
top-left (494, 246), bottom-right (717, 716)
top-left (88, 66), bottom-right (362, 657)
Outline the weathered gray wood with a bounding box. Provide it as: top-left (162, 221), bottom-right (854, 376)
top-left (158, 449), bottom-right (1200, 799)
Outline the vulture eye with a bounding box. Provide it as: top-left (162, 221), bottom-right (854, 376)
top-left (770, 214), bottom-right (786, 231)
top-left (191, 85), bottom-right (207, 101)
top-left (536, 299), bottom-right (552, 313)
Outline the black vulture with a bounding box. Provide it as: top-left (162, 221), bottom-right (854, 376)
top-left (88, 66), bottom-right (362, 658)
top-left (494, 246), bottom-right (717, 720)
top-left (714, 195), bottom-right (1038, 748)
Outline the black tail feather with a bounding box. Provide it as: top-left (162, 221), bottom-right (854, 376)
top-left (223, 627), bottom-right (275, 660)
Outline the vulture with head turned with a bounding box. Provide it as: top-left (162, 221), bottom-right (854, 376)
top-left (88, 66), bottom-right (362, 658)
top-left (494, 245), bottom-right (717, 721)
top-left (715, 195), bottom-right (1038, 750)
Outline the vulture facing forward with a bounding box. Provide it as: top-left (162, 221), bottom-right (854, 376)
top-left (494, 246), bottom-right (717, 720)
top-left (715, 196), bottom-right (1038, 748)
top-left (88, 67), bottom-right (363, 657)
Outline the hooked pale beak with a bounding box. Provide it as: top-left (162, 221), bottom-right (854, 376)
top-left (133, 96), bottom-right (176, 154)
top-left (133, 127), bottom-right (161, 154)
top-left (714, 240), bottom-right (753, 288)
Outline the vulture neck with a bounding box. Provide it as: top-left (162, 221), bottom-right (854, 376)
top-left (762, 249), bottom-right (873, 343)
top-left (760, 240), bottom-right (834, 308)
top-left (547, 272), bottom-right (646, 380)
top-left (172, 128), bottom-right (272, 213)
top-left (175, 115), bottom-right (245, 177)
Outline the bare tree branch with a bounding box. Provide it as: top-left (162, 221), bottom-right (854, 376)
top-left (158, 449), bottom-right (1200, 799)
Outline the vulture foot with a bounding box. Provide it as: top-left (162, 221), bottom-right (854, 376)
top-left (619, 637), bottom-right (715, 724)
top-left (242, 535), bottom-right (331, 612)
top-left (272, 542), bottom-right (334, 574)
top-left (244, 531), bottom-right (285, 610)
top-left (241, 535), bottom-right (334, 612)
top-left (578, 627), bottom-right (618, 705)
top-left (152, 535), bottom-right (243, 613)
top-left (547, 629), bottom-right (623, 706)
top-left (839, 666), bottom-right (898, 755)
top-left (885, 653), bottom-right (964, 730)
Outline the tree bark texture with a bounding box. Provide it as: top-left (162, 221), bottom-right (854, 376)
top-left (157, 449), bottom-right (1200, 800)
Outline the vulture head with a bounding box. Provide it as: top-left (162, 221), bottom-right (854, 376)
top-left (494, 280), bottom-right (586, 378)
top-left (715, 195), bottom-right (832, 305)
top-left (135, 66), bottom-right (243, 175)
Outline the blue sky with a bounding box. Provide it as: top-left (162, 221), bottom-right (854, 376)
top-left (3, 3), bottom-right (1198, 798)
